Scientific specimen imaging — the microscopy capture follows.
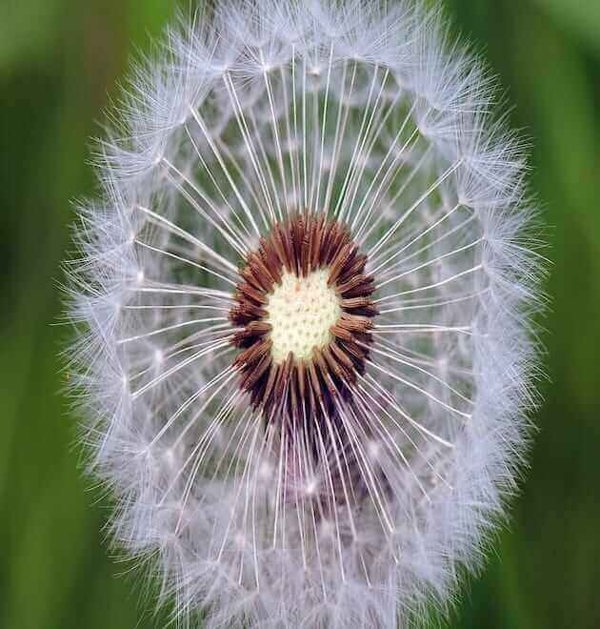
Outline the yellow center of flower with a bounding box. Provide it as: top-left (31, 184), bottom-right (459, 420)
top-left (266, 269), bottom-right (341, 364)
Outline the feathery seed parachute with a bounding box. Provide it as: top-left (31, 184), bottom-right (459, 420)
top-left (66, 1), bottom-right (543, 626)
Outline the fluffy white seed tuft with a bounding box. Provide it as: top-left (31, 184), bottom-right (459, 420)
top-left (65, 1), bottom-right (544, 627)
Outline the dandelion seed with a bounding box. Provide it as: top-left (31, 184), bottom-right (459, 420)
top-left (66, 1), bottom-right (543, 627)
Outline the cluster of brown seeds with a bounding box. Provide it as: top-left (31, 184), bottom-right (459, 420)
top-left (229, 213), bottom-right (378, 425)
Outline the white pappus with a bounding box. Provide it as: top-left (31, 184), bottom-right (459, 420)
top-left (65, 1), bottom-right (544, 627)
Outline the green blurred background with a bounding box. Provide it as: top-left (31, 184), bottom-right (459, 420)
top-left (1, 0), bottom-right (599, 627)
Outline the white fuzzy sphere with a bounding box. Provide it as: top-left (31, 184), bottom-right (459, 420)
top-left (67, 1), bottom-right (543, 627)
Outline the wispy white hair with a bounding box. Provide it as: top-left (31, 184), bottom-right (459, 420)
top-left (66, 1), bottom-right (544, 627)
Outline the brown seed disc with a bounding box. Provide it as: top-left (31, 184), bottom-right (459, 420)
top-left (230, 212), bottom-right (378, 428)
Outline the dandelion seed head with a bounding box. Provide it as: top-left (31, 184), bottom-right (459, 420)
top-left (66, 0), bottom-right (544, 627)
